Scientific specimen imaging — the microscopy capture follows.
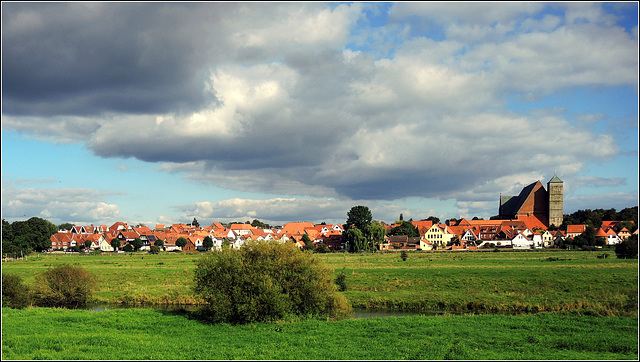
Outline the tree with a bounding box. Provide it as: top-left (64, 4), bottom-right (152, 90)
top-left (149, 245), bottom-right (160, 254)
top-left (2, 274), bottom-right (31, 309)
top-left (344, 205), bottom-right (373, 232)
top-left (425, 216), bottom-right (440, 225)
top-left (131, 237), bottom-right (144, 251)
top-left (193, 240), bottom-right (351, 324)
top-left (123, 244), bottom-right (134, 252)
top-left (192, 218), bottom-right (200, 228)
top-left (301, 234), bottom-right (314, 251)
top-left (251, 219), bottom-right (269, 229)
top-left (110, 238), bottom-right (121, 251)
top-left (5, 217), bottom-right (57, 253)
top-left (176, 237), bottom-right (188, 249)
top-left (365, 221), bottom-right (387, 251)
top-left (344, 228), bottom-right (366, 253)
top-left (203, 236), bottom-right (214, 251)
top-left (615, 235), bottom-right (638, 259)
top-left (58, 223), bottom-right (75, 231)
top-left (154, 238), bottom-right (164, 248)
top-left (399, 213), bottom-right (404, 221)
top-left (84, 239), bottom-right (92, 250)
top-left (388, 221), bottom-right (419, 237)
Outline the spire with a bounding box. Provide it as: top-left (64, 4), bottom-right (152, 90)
top-left (548, 171), bottom-right (563, 183)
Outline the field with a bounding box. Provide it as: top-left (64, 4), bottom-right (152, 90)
top-left (2, 249), bottom-right (638, 359)
top-left (2, 307), bottom-right (637, 360)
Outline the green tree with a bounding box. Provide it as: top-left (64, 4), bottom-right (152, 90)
top-left (176, 237), bottom-right (188, 249)
top-left (154, 238), bottom-right (164, 248)
top-left (58, 223), bottom-right (75, 231)
top-left (193, 240), bottom-right (351, 324)
top-left (192, 218), bottom-right (200, 228)
top-left (345, 205), bottom-right (373, 232)
top-left (84, 240), bottom-right (92, 250)
top-left (388, 221), bottom-right (419, 237)
top-left (123, 244), bottom-right (134, 252)
top-left (344, 228), bottom-right (366, 253)
top-left (251, 219), bottom-right (269, 228)
top-left (365, 221), bottom-right (387, 251)
top-left (149, 245), bottom-right (161, 254)
top-left (131, 237), bottom-right (144, 251)
top-left (615, 235), bottom-right (638, 259)
top-left (425, 216), bottom-right (440, 224)
top-left (203, 236), bottom-right (214, 251)
top-left (110, 238), bottom-right (121, 251)
top-left (7, 217), bottom-right (57, 253)
top-left (301, 234), bottom-right (314, 251)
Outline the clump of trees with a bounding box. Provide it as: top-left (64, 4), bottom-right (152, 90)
top-left (2, 217), bottom-right (57, 256)
top-left (342, 206), bottom-right (386, 252)
top-left (193, 240), bottom-right (351, 324)
top-left (560, 207), bottom-right (638, 231)
top-left (615, 235), bottom-right (638, 259)
top-left (2, 264), bottom-right (96, 309)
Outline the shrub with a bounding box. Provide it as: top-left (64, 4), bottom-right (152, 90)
top-left (31, 264), bottom-right (96, 308)
top-left (193, 240), bottom-right (351, 324)
top-left (123, 244), bottom-right (134, 252)
top-left (615, 235), bottom-right (638, 259)
top-left (2, 274), bottom-right (31, 309)
top-left (335, 271), bottom-right (348, 292)
top-left (149, 245), bottom-right (160, 254)
top-left (400, 250), bottom-right (408, 261)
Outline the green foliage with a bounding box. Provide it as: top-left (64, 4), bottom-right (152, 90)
top-left (149, 245), bottom-right (161, 254)
top-left (58, 222), bottom-right (75, 231)
top-left (31, 264), bottom-right (96, 308)
top-left (2, 274), bottom-right (31, 309)
top-left (345, 205), bottom-right (373, 231)
top-left (388, 221), bottom-right (419, 237)
top-left (131, 238), bottom-right (144, 251)
top-left (84, 239), bottom-right (92, 249)
top-left (193, 240), bottom-right (351, 324)
top-left (344, 228), bottom-right (366, 253)
top-left (301, 234), bottom-right (314, 251)
top-left (335, 270), bottom-right (348, 291)
top-left (561, 206), bottom-right (638, 230)
top-left (400, 250), bottom-right (408, 261)
top-left (615, 235), bottom-right (638, 259)
top-left (154, 238), bottom-right (164, 247)
top-left (2, 217), bottom-right (57, 254)
top-left (202, 236), bottom-right (214, 250)
top-left (110, 238), bottom-right (121, 251)
top-left (123, 244), bottom-right (134, 252)
top-left (251, 219), bottom-right (270, 228)
top-left (175, 237), bottom-right (188, 249)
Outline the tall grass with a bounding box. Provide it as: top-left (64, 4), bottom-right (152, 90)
top-left (2, 307), bottom-right (637, 360)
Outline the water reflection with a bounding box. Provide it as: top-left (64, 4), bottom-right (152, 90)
top-left (86, 303), bottom-right (485, 318)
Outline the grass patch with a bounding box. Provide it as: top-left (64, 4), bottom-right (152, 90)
top-left (1, 307), bottom-right (637, 360)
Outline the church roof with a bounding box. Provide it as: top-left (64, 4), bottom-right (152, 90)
top-left (500, 181), bottom-right (540, 217)
top-left (548, 174), bottom-right (563, 183)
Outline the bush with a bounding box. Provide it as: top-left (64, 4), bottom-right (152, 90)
top-left (2, 274), bottom-right (31, 308)
top-left (149, 245), bottom-right (160, 254)
top-left (400, 250), bottom-right (408, 261)
top-left (615, 235), bottom-right (638, 259)
top-left (31, 264), bottom-right (96, 308)
top-left (193, 240), bottom-right (351, 324)
top-left (335, 271), bottom-right (348, 292)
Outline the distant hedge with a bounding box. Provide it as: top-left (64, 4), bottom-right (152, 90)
top-left (193, 240), bottom-right (351, 324)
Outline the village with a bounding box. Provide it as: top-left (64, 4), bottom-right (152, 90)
top-left (48, 215), bottom-right (636, 254)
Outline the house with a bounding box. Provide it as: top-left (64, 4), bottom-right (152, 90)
top-left (541, 230), bottom-right (554, 248)
top-left (617, 227), bottom-right (631, 241)
top-left (380, 235), bottom-right (421, 251)
top-left (423, 224), bottom-right (455, 248)
top-left (566, 225), bottom-right (587, 238)
top-left (512, 232), bottom-right (541, 249)
top-left (595, 227), bottom-right (622, 246)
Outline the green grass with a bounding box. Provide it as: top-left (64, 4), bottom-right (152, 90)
top-left (2, 250), bottom-right (637, 315)
top-left (2, 307), bottom-right (637, 360)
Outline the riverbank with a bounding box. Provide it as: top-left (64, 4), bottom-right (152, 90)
top-left (2, 307), bottom-right (637, 360)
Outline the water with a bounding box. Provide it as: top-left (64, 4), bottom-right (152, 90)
top-left (85, 303), bottom-right (480, 318)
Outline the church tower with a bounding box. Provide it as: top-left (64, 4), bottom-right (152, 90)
top-left (547, 172), bottom-right (564, 227)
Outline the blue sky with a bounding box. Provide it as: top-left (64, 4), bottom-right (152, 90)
top-left (2, 2), bottom-right (638, 227)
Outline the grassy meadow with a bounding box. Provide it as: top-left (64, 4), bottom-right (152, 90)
top-left (2, 249), bottom-right (638, 359)
top-left (2, 307), bottom-right (637, 360)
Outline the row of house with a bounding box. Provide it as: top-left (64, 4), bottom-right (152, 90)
top-left (49, 216), bottom-right (636, 253)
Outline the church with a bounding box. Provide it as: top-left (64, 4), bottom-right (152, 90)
top-left (498, 174), bottom-right (564, 227)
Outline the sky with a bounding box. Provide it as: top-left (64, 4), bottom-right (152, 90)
top-left (2, 2), bottom-right (638, 227)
